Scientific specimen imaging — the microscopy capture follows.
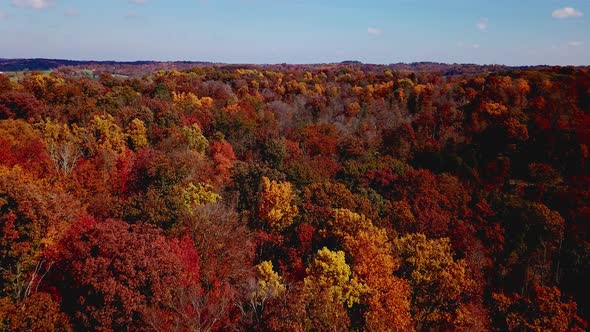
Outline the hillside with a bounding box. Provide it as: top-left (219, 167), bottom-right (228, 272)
top-left (0, 64), bottom-right (588, 331)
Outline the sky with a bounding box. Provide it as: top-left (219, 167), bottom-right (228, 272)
top-left (0, 0), bottom-right (588, 65)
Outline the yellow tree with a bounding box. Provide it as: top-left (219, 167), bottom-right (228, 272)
top-left (181, 182), bottom-right (221, 213)
top-left (258, 176), bottom-right (299, 232)
top-left (23, 73), bottom-right (67, 104)
top-left (172, 91), bottom-right (203, 110)
top-left (329, 208), bottom-right (373, 239)
top-left (304, 247), bottom-right (364, 308)
top-left (125, 118), bottom-right (148, 150)
top-left (182, 123), bottom-right (209, 154)
top-left (263, 247), bottom-right (364, 332)
top-left (250, 260), bottom-right (286, 322)
top-left (294, 247), bottom-right (365, 331)
top-left (252, 261), bottom-right (286, 304)
top-left (172, 92), bottom-right (214, 128)
top-left (76, 114), bottom-right (127, 155)
top-left (392, 233), bottom-right (476, 331)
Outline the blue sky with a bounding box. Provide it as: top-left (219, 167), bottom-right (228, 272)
top-left (0, 0), bottom-right (588, 65)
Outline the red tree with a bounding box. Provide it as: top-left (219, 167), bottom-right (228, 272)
top-left (47, 217), bottom-right (200, 331)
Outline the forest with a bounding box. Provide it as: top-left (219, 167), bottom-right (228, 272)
top-left (0, 63), bottom-right (589, 331)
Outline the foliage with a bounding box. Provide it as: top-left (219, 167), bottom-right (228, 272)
top-left (493, 285), bottom-right (587, 331)
top-left (0, 64), bottom-right (589, 330)
top-left (304, 247), bottom-right (364, 308)
top-left (393, 233), bottom-right (477, 330)
top-left (258, 176), bottom-right (299, 232)
top-left (252, 261), bottom-right (285, 306)
top-left (47, 217), bottom-right (199, 331)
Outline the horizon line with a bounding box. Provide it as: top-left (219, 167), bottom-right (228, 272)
top-left (1, 57), bottom-right (589, 69)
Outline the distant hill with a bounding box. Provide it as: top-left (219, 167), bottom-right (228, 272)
top-left (0, 58), bottom-right (583, 77)
top-left (0, 58), bottom-right (215, 72)
top-left (340, 60), bottom-right (363, 65)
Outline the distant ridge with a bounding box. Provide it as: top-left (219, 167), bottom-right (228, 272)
top-left (340, 60), bottom-right (363, 65)
top-left (0, 58), bottom-right (215, 72)
top-left (1, 58), bottom-right (584, 77)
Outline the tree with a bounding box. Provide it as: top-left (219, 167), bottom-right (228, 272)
top-left (230, 161), bottom-right (286, 212)
top-left (493, 285), bottom-right (586, 331)
top-left (22, 73), bottom-right (68, 105)
top-left (330, 209), bottom-right (413, 331)
top-left (0, 119), bottom-right (53, 177)
top-left (250, 260), bottom-right (286, 324)
top-left (47, 217), bottom-right (200, 331)
top-left (174, 203), bottom-right (256, 331)
top-left (0, 292), bottom-right (72, 332)
top-left (182, 123), bottom-right (209, 153)
top-left (182, 181), bottom-right (221, 210)
top-left (209, 139), bottom-right (237, 185)
top-left (0, 91), bottom-right (47, 120)
top-left (172, 91), bottom-right (214, 130)
top-left (38, 119), bottom-right (83, 175)
top-left (252, 261), bottom-right (286, 305)
top-left (304, 247), bottom-right (364, 308)
top-left (263, 248), bottom-right (364, 332)
top-left (299, 123), bottom-right (340, 157)
top-left (328, 208), bottom-right (374, 241)
top-left (0, 74), bottom-right (11, 92)
top-left (78, 114), bottom-right (127, 155)
top-left (0, 166), bottom-right (84, 304)
top-left (386, 169), bottom-right (457, 238)
top-left (126, 118), bottom-right (148, 150)
top-left (490, 195), bottom-right (565, 291)
top-left (344, 228), bottom-right (413, 331)
top-left (258, 176), bottom-right (299, 232)
top-left (262, 282), bottom-right (352, 332)
top-left (119, 148), bottom-right (211, 228)
top-left (392, 233), bottom-right (477, 331)
top-left (300, 182), bottom-right (378, 226)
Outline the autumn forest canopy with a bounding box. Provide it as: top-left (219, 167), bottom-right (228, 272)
top-left (0, 63), bottom-right (589, 331)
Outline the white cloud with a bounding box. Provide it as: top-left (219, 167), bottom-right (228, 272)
top-left (476, 18), bottom-right (488, 31)
top-left (129, 0), bottom-right (147, 4)
top-left (11, 0), bottom-right (53, 9)
top-left (568, 41), bottom-right (583, 47)
top-left (472, 44), bottom-right (481, 49)
top-left (552, 7), bottom-right (583, 19)
top-left (367, 27), bottom-right (383, 36)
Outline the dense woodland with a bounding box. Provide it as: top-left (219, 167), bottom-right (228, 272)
top-left (0, 63), bottom-right (589, 331)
